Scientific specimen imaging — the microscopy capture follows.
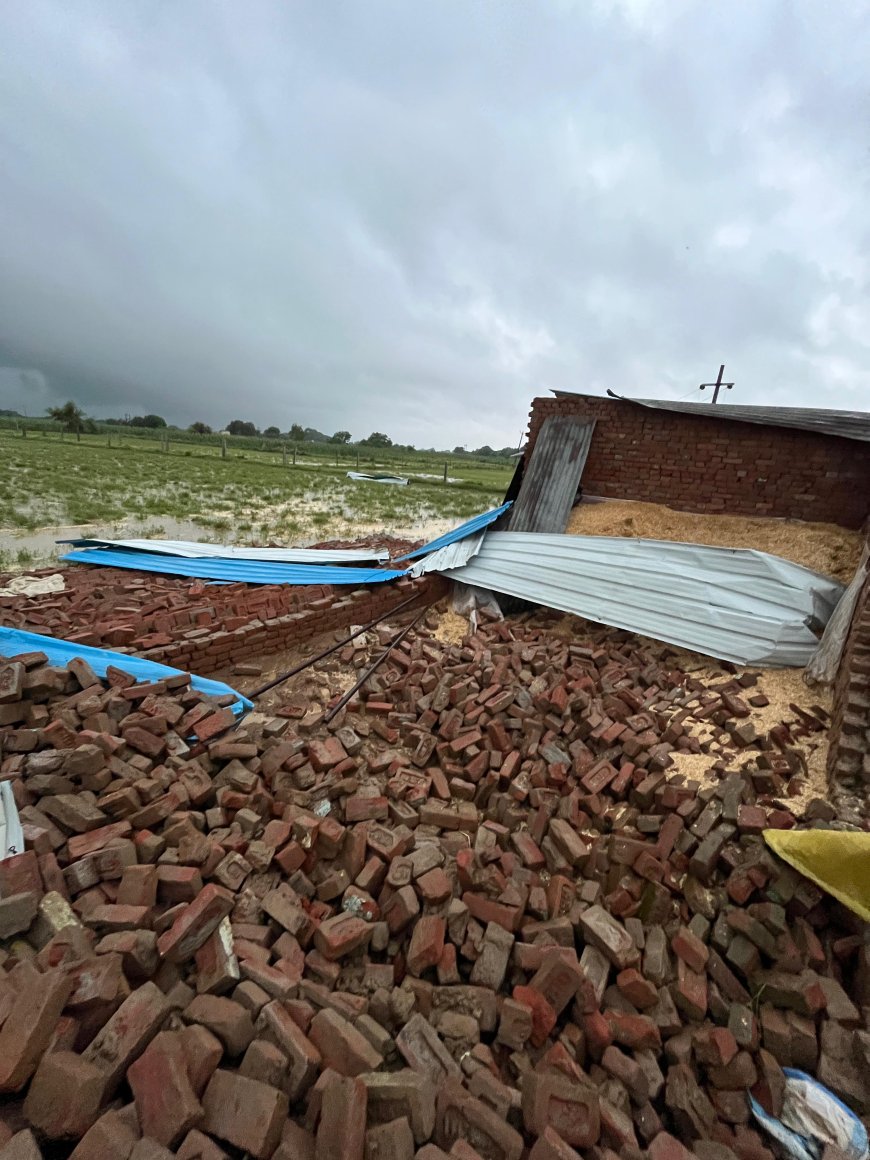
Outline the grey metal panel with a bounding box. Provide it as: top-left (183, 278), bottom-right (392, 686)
top-left (806, 541), bottom-right (870, 685)
top-left (551, 390), bottom-right (870, 442)
top-left (439, 532), bottom-right (844, 667)
top-left (508, 417), bottom-right (595, 533)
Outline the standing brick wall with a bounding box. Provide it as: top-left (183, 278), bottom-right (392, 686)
top-left (140, 575), bottom-right (448, 673)
top-left (828, 568), bottom-right (870, 784)
top-left (526, 395), bottom-right (870, 529)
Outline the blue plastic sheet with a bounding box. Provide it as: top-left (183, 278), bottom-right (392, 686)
top-left (0, 627), bottom-right (252, 717)
top-left (60, 549), bottom-right (407, 586)
top-left (394, 502), bottom-right (512, 561)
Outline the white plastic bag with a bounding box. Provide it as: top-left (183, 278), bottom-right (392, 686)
top-left (450, 582), bottom-right (502, 634)
top-left (750, 1069), bottom-right (869, 1160)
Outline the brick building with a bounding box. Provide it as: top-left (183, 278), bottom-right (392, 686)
top-left (525, 392), bottom-right (870, 529)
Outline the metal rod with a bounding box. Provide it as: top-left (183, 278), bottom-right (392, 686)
top-left (248, 591), bottom-right (422, 699)
top-left (323, 605), bottom-right (430, 724)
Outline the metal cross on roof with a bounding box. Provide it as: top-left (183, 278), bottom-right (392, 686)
top-left (699, 364), bottom-right (734, 403)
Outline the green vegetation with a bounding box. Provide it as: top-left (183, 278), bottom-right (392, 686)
top-left (0, 429), bottom-right (511, 570)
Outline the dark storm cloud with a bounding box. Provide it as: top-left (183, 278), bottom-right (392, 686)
top-left (0, 0), bottom-right (867, 447)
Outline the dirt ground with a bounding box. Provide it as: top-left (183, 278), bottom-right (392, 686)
top-left (566, 499), bottom-right (863, 582)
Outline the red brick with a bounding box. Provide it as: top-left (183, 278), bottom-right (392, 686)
top-left (128, 1031), bottom-right (203, 1147)
top-left (407, 916), bottom-right (446, 976)
top-left (23, 1051), bottom-right (106, 1140)
top-left (522, 1072), bottom-right (600, 1149)
top-left (308, 1008), bottom-right (383, 1076)
top-left (316, 1074), bottom-right (367, 1160)
top-left (157, 884), bottom-right (234, 963)
top-left (82, 981), bottom-right (171, 1096)
top-left (201, 1069), bottom-right (289, 1160)
top-left (0, 964), bottom-right (72, 1092)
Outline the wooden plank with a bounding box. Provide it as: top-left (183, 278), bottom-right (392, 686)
top-left (507, 418), bottom-right (595, 534)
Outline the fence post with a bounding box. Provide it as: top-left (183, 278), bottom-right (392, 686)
top-left (443, 461), bottom-right (448, 483)
top-left (221, 438), bottom-right (227, 459)
top-left (282, 444), bottom-right (287, 467)
top-left (293, 446), bottom-right (297, 466)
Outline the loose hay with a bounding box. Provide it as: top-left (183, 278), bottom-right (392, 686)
top-left (431, 607), bottom-right (470, 645)
top-left (566, 499), bottom-right (863, 582)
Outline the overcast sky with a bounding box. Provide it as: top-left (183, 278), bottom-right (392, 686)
top-left (0, 1), bottom-right (867, 448)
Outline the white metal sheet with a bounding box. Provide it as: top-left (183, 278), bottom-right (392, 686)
top-left (60, 538), bottom-right (389, 563)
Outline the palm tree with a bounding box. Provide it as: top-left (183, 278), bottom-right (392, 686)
top-left (47, 401), bottom-right (87, 441)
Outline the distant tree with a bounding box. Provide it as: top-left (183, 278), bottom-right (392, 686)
top-left (361, 432), bottom-right (392, 448)
top-left (189, 421), bottom-right (212, 435)
top-left (47, 400), bottom-right (87, 441)
top-left (263, 426), bottom-right (281, 437)
top-left (226, 419), bottom-right (258, 437)
top-left (130, 414), bottom-right (167, 428)
top-left (330, 430), bottom-right (352, 444)
top-left (473, 445), bottom-right (494, 457)
top-left (289, 423), bottom-right (305, 442)
top-left (452, 445), bottom-right (468, 456)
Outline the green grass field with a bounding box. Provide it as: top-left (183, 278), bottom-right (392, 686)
top-left (0, 431), bottom-right (512, 569)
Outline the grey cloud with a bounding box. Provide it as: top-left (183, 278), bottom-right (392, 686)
top-left (0, 0), bottom-right (867, 449)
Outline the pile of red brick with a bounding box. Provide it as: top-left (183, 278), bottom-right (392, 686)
top-left (0, 612), bottom-right (866, 1159)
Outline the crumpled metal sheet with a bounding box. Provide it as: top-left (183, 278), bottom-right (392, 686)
top-left (407, 533), bottom-right (487, 577)
top-left (437, 532), bottom-right (844, 667)
top-left (394, 502), bottom-right (512, 561)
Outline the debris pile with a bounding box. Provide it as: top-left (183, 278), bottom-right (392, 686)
top-left (0, 611), bottom-right (866, 1159)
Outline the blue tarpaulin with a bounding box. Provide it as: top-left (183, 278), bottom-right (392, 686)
top-left (0, 627), bottom-right (253, 716)
top-left (60, 549), bottom-right (407, 586)
top-left (394, 502), bottom-right (512, 561)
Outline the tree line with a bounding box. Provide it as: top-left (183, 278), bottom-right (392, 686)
top-left (39, 401), bottom-right (515, 457)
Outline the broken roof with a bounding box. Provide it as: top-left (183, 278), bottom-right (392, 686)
top-left (551, 389), bottom-right (870, 443)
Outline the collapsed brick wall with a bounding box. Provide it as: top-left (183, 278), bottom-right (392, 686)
top-left (828, 565), bottom-right (870, 783)
top-left (0, 563), bottom-right (448, 678)
top-left (526, 395), bottom-right (870, 529)
top-left (141, 575), bottom-right (449, 673)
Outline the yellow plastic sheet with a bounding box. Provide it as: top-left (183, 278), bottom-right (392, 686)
top-left (764, 829), bottom-right (870, 923)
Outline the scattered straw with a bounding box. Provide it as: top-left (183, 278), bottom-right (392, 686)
top-left (432, 609), bottom-right (470, 646)
top-left (566, 500), bottom-right (862, 582)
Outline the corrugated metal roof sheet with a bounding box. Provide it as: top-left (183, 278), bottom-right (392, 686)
top-left (551, 390), bottom-right (870, 442)
top-left (60, 549), bottom-right (405, 586)
top-left (58, 538), bottom-right (390, 563)
top-left (508, 418), bottom-right (594, 533)
top-left (438, 532), bottom-right (843, 667)
top-left (394, 502), bottom-right (512, 561)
